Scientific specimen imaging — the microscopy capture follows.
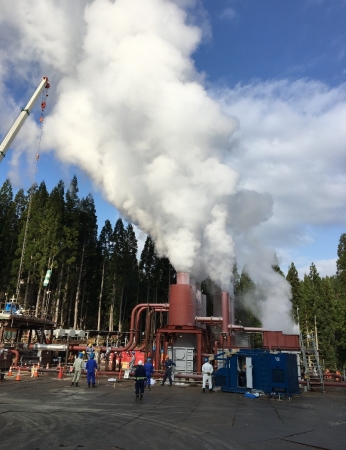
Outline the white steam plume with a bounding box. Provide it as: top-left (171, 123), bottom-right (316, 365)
top-left (44, 0), bottom-right (242, 287)
top-left (0, 0), bottom-right (295, 330)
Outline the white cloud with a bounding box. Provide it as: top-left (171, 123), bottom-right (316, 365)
top-left (219, 8), bottom-right (237, 21)
top-left (215, 79), bottom-right (346, 257)
top-left (297, 259), bottom-right (337, 279)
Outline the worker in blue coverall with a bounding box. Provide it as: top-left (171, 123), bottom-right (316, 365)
top-left (143, 357), bottom-right (154, 390)
top-left (161, 355), bottom-right (176, 386)
top-left (134, 360), bottom-right (146, 400)
top-left (85, 353), bottom-right (97, 387)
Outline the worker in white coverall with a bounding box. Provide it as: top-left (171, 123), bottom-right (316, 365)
top-left (71, 352), bottom-right (85, 387)
top-left (202, 357), bottom-right (214, 393)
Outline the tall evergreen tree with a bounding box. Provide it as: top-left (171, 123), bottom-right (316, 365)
top-left (97, 220), bottom-right (114, 330)
top-left (235, 268), bottom-right (262, 328)
top-left (119, 223), bottom-right (138, 328)
top-left (232, 262), bottom-right (240, 296)
top-left (108, 218), bottom-right (126, 331)
top-left (74, 194), bottom-right (98, 329)
top-left (0, 180), bottom-right (17, 297)
top-left (61, 176), bottom-right (80, 327)
top-left (335, 233), bottom-right (346, 365)
top-left (286, 262), bottom-right (303, 323)
top-left (139, 236), bottom-right (157, 301)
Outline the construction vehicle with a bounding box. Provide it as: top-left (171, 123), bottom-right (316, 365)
top-left (0, 76), bottom-right (50, 163)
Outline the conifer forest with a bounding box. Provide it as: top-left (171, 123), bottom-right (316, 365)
top-left (0, 177), bottom-right (345, 369)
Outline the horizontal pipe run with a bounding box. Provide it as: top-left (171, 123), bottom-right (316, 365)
top-left (228, 324), bottom-right (264, 332)
top-left (32, 344), bottom-right (68, 351)
top-left (299, 380), bottom-right (346, 387)
top-left (195, 316), bottom-right (222, 324)
top-left (195, 318), bottom-right (263, 333)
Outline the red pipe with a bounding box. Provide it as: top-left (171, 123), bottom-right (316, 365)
top-left (129, 304), bottom-right (169, 351)
top-left (133, 306), bottom-right (168, 351)
top-left (9, 349), bottom-right (20, 366)
top-left (25, 303), bottom-right (169, 354)
top-left (221, 292), bottom-right (229, 334)
top-left (111, 303), bottom-right (168, 352)
top-left (299, 380), bottom-right (346, 387)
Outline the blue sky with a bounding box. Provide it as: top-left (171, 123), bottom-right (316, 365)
top-left (0, 0), bottom-right (345, 284)
top-left (195, 1), bottom-right (346, 87)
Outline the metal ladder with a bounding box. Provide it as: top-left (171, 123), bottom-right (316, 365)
top-left (300, 331), bottom-right (324, 392)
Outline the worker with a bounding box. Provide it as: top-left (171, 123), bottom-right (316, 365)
top-left (129, 351), bottom-right (136, 371)
top-left (71, 352), bottom-right (84, 387)
top-left (161, 355), bottom-right (176, 386)
top-left (86, 343), bottom-right (94, 359)
top-left (85, 353), bottom-right (98, 388)
top-left (134, 360), bottom-right (146, 400)
top-left (143, 357), bottom-right (154, 390)
top-left (202, 357), bottom-right (214, 393)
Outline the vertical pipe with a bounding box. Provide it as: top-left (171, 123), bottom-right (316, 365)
top-left (230, 294), bottom-right (234, 325)
top-left (155, 331), bottom-right (161, 372)
top-left (221, 292), bottom-right (230, 334)
top-left (197, 333), bottom-right (202, 373)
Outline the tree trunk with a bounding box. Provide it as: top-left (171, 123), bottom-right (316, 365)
top-left (109, 272), bottom-right (116, 331)
top-left (97, 258), bottom-right (105, 331)
top-left (67, 288), bottom-right (74, 328)
top-left (74, 242), bottom-right (85, 329)
top-left (121, 289), bottom-right (128, 326)
top-left (79, 280), bottom-right (86, 329)
top-left (54, 264), bottom-right (64, 324)
top-left (146, 282), bottom-right (150, 302)
top-left (108, 303), bottom-right (114, 331)
top-left (118, 284), bottom-right (125, 332)
top-left (24, 272), bottom-right (31, 310)
top-left (35, 276), bottom-right (44, 316)
top-left (60, 268), bottom-right (70, 327)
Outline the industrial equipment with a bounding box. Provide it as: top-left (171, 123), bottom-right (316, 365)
top-left (0, 76), bottom-right (50, 163)
top-left (213, 349), bottom-right (300, 396)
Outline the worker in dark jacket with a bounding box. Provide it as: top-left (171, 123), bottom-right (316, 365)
top-left (161, 355), bottom-right (176, 386)
top-left (134, 360), bottom-right (146, 400)
top-left (143, 357), bottom-right (154, 390)
top-left (85, 354), bottom-right (98, 388)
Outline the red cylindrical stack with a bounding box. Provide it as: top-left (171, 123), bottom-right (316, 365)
top-left (168, 272), bottom-right (196, 326)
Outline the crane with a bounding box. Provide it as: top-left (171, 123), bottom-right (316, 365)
top-left (0, 76), bottom-right (50, 163)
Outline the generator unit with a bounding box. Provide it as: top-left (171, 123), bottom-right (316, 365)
top-left (213, 349), bottom-right (300, 396)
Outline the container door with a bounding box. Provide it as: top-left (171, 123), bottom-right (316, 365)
top-left (246, 357), bottom-right (253, 388)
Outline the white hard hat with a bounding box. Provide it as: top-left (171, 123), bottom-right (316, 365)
top-left (138, 360), bottom-right (143, 365)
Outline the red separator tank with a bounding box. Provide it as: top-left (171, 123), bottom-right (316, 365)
top-left (168, 272), bottom-right (196, 327)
